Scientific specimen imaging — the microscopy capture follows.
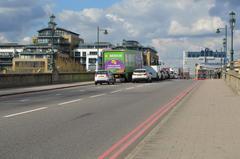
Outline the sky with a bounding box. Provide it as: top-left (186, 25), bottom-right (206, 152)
top-left (1, 0), bottom-right (240, 67)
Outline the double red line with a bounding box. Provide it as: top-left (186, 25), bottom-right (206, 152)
top-left (98, 81), bottom-right (199, 159)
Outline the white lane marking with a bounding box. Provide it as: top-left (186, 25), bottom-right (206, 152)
top-left (90, 94), bottom-right (106, 98)
top-left (126, 87), bottom-right (135, 90)
top-left (110, 90), bottom-right (122, 94)
top-left (144, 83), bottom-right (154, 86)
top-left (4, 107), bottom-right (48, 118)
top-left (79, 90), bottom-right (86, 92)
top-left (19, 99), bottom-right (30, 102)
top-left (144, 84), bottom-right (150, 86)
top-left (55, 94), bottom-right (62, 96)
top-left (58, 99), bottom-right (82, 106)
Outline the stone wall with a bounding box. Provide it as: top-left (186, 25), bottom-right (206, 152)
top-left (0, 72), bottom-right (94, 89)
top-left (224, 71), bottom-right (240, 95)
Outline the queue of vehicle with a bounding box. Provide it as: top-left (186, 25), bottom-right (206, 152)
top-left (94, 48), bottom-right (178, 84)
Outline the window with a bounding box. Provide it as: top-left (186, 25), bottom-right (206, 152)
top-left (187, 52), bottom-right (193, 58)
top-left (35, 55), bottom-right (43, 58)
top-left (209, 51), bottom-right (213, 57)
top-left (89, 52), bottom-right (97, 55)
top-left (82, 52), bottom-right (86, 57)
top-left (75, 52), bottom-right (80, 57)
top-left (89, 58), bottom-right (97, 64)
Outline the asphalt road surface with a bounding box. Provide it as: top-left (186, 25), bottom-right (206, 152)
top-left (0, 80), bottom-right (194, 159)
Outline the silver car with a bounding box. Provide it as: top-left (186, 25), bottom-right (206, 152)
top-left (132, 69), bottom-right (152, 83)
top-left (95, 70), bottom-right (115, 85)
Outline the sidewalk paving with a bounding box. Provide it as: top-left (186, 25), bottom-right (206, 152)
top-left (0, 81), bottom-right (94, 97)
top-left (127, 79), bottom-right (240, 159)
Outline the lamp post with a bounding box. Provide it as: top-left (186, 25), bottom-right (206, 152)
top-left (96, 26), bottom-right (108, 71)
top-left (48, 14), bottom-right (57, 72)
top-left (229, 11), bottom-right (236, 70)
top-left (216, 25), bottom-right (227, 65)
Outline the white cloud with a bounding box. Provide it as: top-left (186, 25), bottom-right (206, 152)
top-left (169, 17), bottom-right (225, 36)
top-left (59, 8), bottom-right (104, 24)
top-left (0, 33), bottom-right (9, 43)
top-left (192, 17), bottom-right (224, 33)
top-left (168, 21), bottom-right (189, 36)
top-left (20, 36), bottom-right (32, 44)
top-left (106, 14), bottom-right (139, 37)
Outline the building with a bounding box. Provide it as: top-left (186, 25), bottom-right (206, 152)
top-left (74, 42), bottom-right (113, 71)
top-left (12, 58), bottom-right (48, 73)
top-left (142, 47), bottom-right (159, 66)
top-left (17, 14), bottom-right (84, 72)
top-left (33, 14), bottom-right (83, 55)
top-left (0, 43), bottom-right (24, 72)
top-left (183, 48), bottom-right (226, 77)
top-left (114, 40), bottom-right (143, 51)
top-left (0, 15), bottom-right (84, 73)
top-left (13, 45), bottom-right (51, 73)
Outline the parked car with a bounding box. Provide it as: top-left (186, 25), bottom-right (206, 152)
top-left (95, 70), bottom-right (115, 85)
top-left (160, 70), bottom-right (168, 80)
top-left (132, 69), bottom-right (152, 83)
top-left (143, 66), bottom-right (160, 80)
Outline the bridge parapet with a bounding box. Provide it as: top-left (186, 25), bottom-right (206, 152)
top-left (224, 70), bottom-right (240, 95)
top-left (0, 72), bottom-right (94, 89)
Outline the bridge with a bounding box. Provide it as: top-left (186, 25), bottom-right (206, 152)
top-left (0, 71), bottom-right (239, 159)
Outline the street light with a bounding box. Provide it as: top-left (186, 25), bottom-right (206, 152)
top-left (216, 25), bottom-right (227, 65)
top-left (229, 11), bottom-right (236, 70)
top-left (48, 14), bottom-right (57, 72)
top-left (96, 26), bottom-right (108, 71)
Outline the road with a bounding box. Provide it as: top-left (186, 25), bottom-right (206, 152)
top-left (0, 80), bottom-right (194, 159)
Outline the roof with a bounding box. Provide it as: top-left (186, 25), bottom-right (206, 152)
top-left (38, 27), bottom-right (79, 36)
top-left (77, 42), bottom-right (113, 48)
top-left (143, 47), bottom-right (158, 53)
top-left (0, 43), bottom-right (25, 47)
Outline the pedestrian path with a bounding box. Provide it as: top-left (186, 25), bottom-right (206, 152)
top-left (127, 79), bottom-right (240, 159)
top-left (0, 81), bottom-right (93, 97)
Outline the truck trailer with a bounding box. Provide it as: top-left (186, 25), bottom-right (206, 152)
top-left (102, 49), bottom-right (143, 81)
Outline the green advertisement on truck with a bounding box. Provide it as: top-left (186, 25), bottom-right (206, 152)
top-left (103, 49), bottom-right (143, 81)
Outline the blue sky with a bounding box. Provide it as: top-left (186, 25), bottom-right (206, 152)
top-left (53, 0), bottom-right (120, 12)
top-left (0, 0), bottom-right (240, 67)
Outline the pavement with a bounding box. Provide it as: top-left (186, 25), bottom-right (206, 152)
top-left (127, 79), bottom-right (240, 159)
top-left (0, 81), bottom-right (94, 97)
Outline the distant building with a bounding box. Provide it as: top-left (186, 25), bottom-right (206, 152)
top-left (142, 47), bottom-right (159, 66)
top-left (0, 43), bottom-right (24, 72)
top-left (19, 14), bottom-right (84, 72)
top-left (183, 48), bottom-right (226, 77)
top-left (34, 15), bottom-right (83, 55)
top-left (114, 40), bottom-right (142, 50)
top-left (0, 15), bottom-right (84, 73)
top-left (74, 42), bottom-right (113, 71)
top-left (12, 58), bottom-right (48, 73)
